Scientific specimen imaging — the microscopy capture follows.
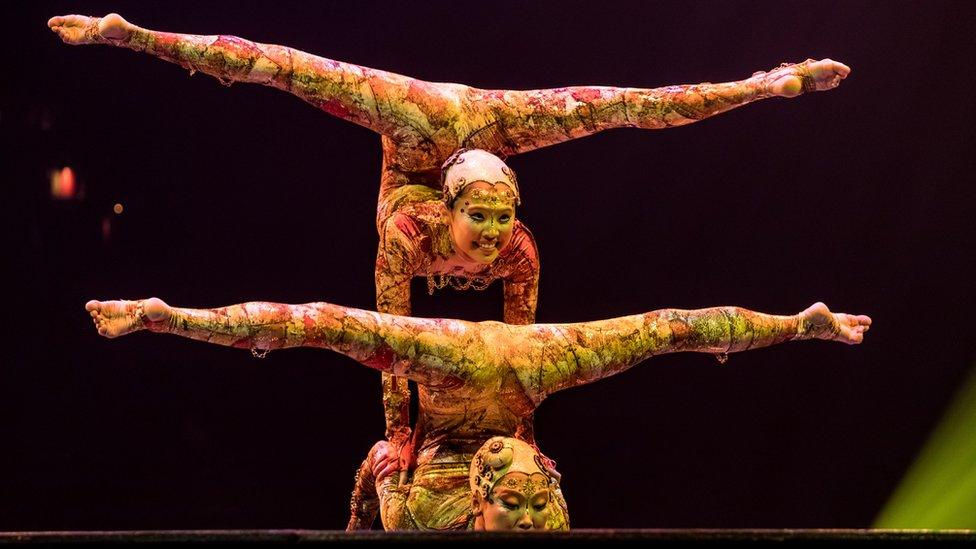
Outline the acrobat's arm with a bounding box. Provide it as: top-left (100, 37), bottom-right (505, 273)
top-left (512, 302), bottom-right (870, 398)
top-left (49, 13), bottom-right (462, 140)
top-left (375, 214), bottom-right (428, 447)
top-left (501, 224), bottom-right (541, 325)
top-left (462, 59), bottom-right (850, 156)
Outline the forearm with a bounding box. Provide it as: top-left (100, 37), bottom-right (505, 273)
top-left (503, 278), bottom-right (538, 325)
top-left (375, 272), bottom-right (414, 325)
top-left (501, 224), bottom-right (540, 325)
top-left (381, 372), bottom-right (411, 442)
top-left (523, 306), bottom-right (802, 395)
top-left (375, 267), bottom-right (414, 442)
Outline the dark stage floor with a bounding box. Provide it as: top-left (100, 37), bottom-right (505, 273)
top-left (2, 529), bottom-right (974, 545)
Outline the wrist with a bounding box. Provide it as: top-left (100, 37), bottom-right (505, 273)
top-left (387, 429), bottom-right (412, 446)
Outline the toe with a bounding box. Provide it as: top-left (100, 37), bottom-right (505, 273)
top-left (101, 300), bottom-right (129, 316)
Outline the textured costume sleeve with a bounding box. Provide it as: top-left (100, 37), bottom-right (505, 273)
top-left (376, 214), bottom-right (425, 317)
top-left (86, 20), bottom-right (464, 140)
top-left (462, 76), bottom-right (776, 155)
top-left (375, 214), bottom-right (426, 443)
top-left (501, 222), bottom-right (540, 325)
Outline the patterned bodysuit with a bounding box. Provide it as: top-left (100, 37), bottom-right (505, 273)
top-left (135, 299), bottom-right (828, 529)
top-left (72, 18), bottom-right (821, 529)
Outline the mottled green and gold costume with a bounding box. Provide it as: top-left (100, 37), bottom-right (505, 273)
top-left (127, 299), bottom-right (833, 530)
top-left (60, 14), bottom-right (850, 530)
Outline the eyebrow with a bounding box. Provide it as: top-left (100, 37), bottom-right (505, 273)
top-left (465, 204), bottom-right (514, 212)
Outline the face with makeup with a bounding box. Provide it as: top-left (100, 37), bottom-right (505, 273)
top-left (470, 437), bottom-right (555, 531)
top-left (477, 471), bottom-right (552, 530)
top-left (449, 182), bottom-right (517, 264)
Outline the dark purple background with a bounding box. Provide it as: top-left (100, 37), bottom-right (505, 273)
top-left (4, 0), bottom-right (975, 530)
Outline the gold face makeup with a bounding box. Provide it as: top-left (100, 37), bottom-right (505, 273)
top-left (450, 182), bottom-right (517, 265)
top-left (470, 437), bottom-right (557, 531)
top-left (483, 472), bottom-right (552, 531)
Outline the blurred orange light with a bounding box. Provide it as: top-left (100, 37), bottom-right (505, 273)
top-left (113, 203), bottom-right (124, 214)
top-left (50, 166), bottom-right (77, 200)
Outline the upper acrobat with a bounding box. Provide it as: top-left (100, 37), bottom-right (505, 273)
top-left (47, 14), bottom-right (850, 328)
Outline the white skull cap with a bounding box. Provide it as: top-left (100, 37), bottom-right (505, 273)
top-left (442, 149), bottom-right (521, 206)
top-left (469, 437), bottom-right (548, 500)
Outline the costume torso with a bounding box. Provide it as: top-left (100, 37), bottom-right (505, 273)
top-left (380, 365), bottom-right (568, 531)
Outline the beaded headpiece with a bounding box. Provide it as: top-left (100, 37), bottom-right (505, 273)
top-left (441, 149), bottom-right (521, 207)
top-left (469, 437), bottom-right (552, 504)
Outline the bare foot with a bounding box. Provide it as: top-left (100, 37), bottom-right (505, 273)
top-left (85, 297), bottom-right (171, 338)
top-left (799, 302), bottom-right (871, 344)
top-left (48, 13), bottom-right (133, 45)
top-left (760, 58), bottom-right (851, 98)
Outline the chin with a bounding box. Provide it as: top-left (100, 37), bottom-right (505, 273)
top-left (481, 250), bottom-right (501, 263)
top-left (469, 246), bottom-right (499, 263)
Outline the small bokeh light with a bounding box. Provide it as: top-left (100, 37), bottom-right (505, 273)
top-left (113, 203), bottom-right (124, 215)
top-left (49, 166), bottom-right (77, 200)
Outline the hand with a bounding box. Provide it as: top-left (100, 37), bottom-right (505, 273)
top-left (799, 302), bottom-right (871, 344)
top-left (368, 441), bottom-right (401, 488)
top-left (85, 297), bottom-right (171, 338)
top-left (760, 58), bottom-right (851, 98)
top-left (48, 13), bottom-right (134, 46)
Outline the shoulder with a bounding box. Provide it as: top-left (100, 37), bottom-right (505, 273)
top-left (381, 207), bottom-right (453, 262)
top-left (503, 221), bottom-right (540, 260)
top-left (496, 221), bottom-right (539, 284)
top-left (385, 211), bottom-right (425, 242)
top-left (380, 184), bottom-right (444, 217)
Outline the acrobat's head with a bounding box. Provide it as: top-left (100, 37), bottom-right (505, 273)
top-left (441, 149), bottom-right (520, 265)
top-left (469, 436), bottom-right (556, 531)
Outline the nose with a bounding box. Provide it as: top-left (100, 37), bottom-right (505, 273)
top-left (483, 225), bottom-right (499, 239)
top-left (517, 511), bottom-right (533, 530)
